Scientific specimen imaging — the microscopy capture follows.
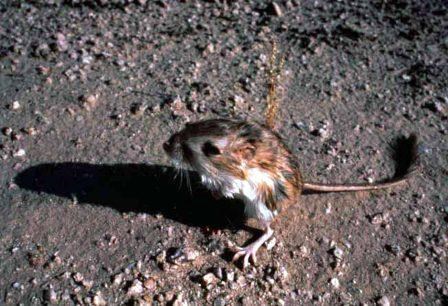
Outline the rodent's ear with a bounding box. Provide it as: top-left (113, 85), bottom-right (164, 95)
top-left (202, 141), bottom-right (221, 157)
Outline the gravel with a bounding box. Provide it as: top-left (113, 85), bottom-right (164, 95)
top-left (0, 0), bottom-right (446, 305)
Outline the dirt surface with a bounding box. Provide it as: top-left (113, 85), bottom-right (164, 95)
top-left (1, 0), bottom-right (447, 305)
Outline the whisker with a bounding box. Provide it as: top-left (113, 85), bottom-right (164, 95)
top-left (172, 165), bottom-right (180, 181)
top-left (185, 169), bottom-right (193, 195)
top-left (178, 167), bottom-right (184, 191)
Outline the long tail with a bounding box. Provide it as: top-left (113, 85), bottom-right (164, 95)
top-left (302, 134), bottom-right (419, 193)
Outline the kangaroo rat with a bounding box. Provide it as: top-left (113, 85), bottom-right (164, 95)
top-left (163, 119), bottom-right (418, 268)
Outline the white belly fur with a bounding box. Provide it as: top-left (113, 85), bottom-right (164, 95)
top-left (201, 168), bottom-right (277, 222)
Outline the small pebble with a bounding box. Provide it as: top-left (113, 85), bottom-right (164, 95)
top-left (213, 296), bottom-right (226, 306)
top-left (332, 247), bottom-right (344, 259)
top-left (377, 296), bottom-right (390, 306)
top-left (73, 272), bottom-right (84, 283)
top-left (184, 248), bottom-right (200, 261)
top-left (127, 280), bottom-right (144, 296)
top-left (10, 101), bottom-right (21, 110)
top-left (130, 103), bottom-right (147, 116)
top-left (330, 278), bottom-right (340, 289)
top-left (143, 277), bottom-right (157, 291)
top-left (81, 94), bottom-right (99, 111)
top-left (2, 127), bottom-right (12, 136)
top-left (201, 273), bottom-right (218, 286)
top-left (13, 149), bottom-right (26, 157)
top-left (23, 127), bottom-right (37, 135)
top-left (43, 288), bottom-right (57, 303)
top-left (55, 33), bottom-right (68, 52)
top-left (268, 2), bottom-right (283, 16)
top-left (299, 245), bottom-right (310, 257)
top-left (12, 282), bottom-right (21, 289)
top-left (11, 132), bottom-right (22, 141)
top-left (172, 293), bottom-right (188, 306)
top-left (112, 273), bottom-right (124, 286)
top-left (169, 96), bottom-right (190, 119)
top-left (93, 291), bottom-right (107, 306)
top-left (402, 74), bottom-right (411, 82)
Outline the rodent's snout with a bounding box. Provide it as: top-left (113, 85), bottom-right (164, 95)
top-left (162, 140), bottom-right (170, 153)
top-left (162, 134), bottom-right (179, 157)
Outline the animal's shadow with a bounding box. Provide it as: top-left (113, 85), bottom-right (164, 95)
top-left (14, 163), bottom-right (247, 230)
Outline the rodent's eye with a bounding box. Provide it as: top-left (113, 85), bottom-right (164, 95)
top-left (202, 141), bottom-right (220, 157)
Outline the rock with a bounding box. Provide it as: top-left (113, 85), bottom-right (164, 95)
top-left (43, 288), bottom-right (58, 303)
top-left (332, 247), bottom-right (344, 259)
top-left (2, 127), bottom-right (12, 136)
top-left (127, 280), bottom-right (144, 296)
top-left (22, 127), bottom-right (37, 136)
top-left (81, 94), bottom-right (99, 111)
top-left (325, 202), bottom-right (332, 214)
top-left (34, 43), bottom-right (50, 58)
top-left (293, 121), bottom-right (306, 130)
top-left (37, 66), bottom-right (50, 75)
top-left (213, 296), bottom-right (226, 306)
top-left (201, 273), bottom-right (218, 286)
top-left (55, 33), bottom-right (68, 52)
top-left (11, 132), bottom-right (22, 141)
top-left (13, 149), bottom-right (26, 157)
top-left (206, 43), bottom-right (215, 54)
top-left (28, 252), bottom-right (45, 267)
top-left (112, 273), bottom-right (124, 286)
top-left (184, 248), bottom-right (200, 261)
top-left (166, 247), bottom-right (184, 264)
top-left (267, 2), bottom-right (283, 16)
top-left (311, 120), bottom-right (332, 140)
top-left (385, 244), bottom-right (402, 256)
top-left (371, 212), bottom-right (389, 225)
top-left (80, 50), bottom-right (93, 65)
top-left (82, 280), bottom-right (93, 290)
top-left (93, 291), bottom-right (107, 306)
top-left (330, 278), bottom-right (340, 289)
top-left (299, 245), bottom-right (310, 257)
top-left (156, 250), bottom-right (166, 267)
top-left (232, 94), bottom-right (246, 111)
top-left (402, 74), bottom-right (411, 82)
top-left (169, 96), bottom-right (190, 119)
top-left (130, 103), bottom-right (147, 116)
top-left (377, 296), bottom-right (390, 306)
top-left (134, 298), bottom-right (151, 306)
top-left (9, 101), bottom-right (21, 110)
top-left (423, 100), bottom-right (446, 114)
top-left (73, 272), bottom-right (84, 283)
top-left (51, 254), bottom-right (62, 265)
top-left (172, 293), bottom-right (188, 306)
top-left (143, 277), bottom-right (156, 291)
top-left (224, 269), bottom-right (235, 282)
top-left (12, 282), bottom-right (21, 289)
top-left (150, 104), bottom-right (161, 113)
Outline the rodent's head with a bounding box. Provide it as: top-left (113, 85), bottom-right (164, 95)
top-left (163, 119), bottom-right (264, 177)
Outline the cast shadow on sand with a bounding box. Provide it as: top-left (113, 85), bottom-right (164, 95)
top-left (14, 163), bottom-right (248, 230)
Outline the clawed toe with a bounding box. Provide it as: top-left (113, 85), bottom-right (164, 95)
top-left (232, 245), bottom-right (259, 268)
top-left (230, 224), bottom-right (274, 269)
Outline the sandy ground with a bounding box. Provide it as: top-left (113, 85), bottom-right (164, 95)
top-left (0, 0), bottom-right (447, 305)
